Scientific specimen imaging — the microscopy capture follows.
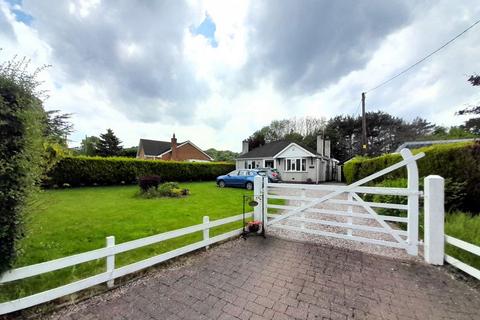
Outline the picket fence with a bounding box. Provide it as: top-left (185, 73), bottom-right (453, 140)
top-left (0, 212), bottom-right (252, 315)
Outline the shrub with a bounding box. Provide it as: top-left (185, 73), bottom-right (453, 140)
top-left (370, 177), bottom-right (466, 214)
top-left (0, 64), bottom-right (46, 272)
top-left (138, 182), bottom-right (189, 198)
top-left (344, 141), bottom-right (480, 213)
top-left (45, 156), bottom-right (235, 187)
top-left (139, 175), bottom-right (162, 192)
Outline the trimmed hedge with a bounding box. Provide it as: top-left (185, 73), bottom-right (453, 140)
top-left (344, 141), bottom-right (480, 213)
top-left (45, 156), bottom-right (235, 187)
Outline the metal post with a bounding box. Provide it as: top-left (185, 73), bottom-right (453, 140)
top-left (203, 216), bottom-right (210, 250)
top-left (106, 236), bottom-right (115, 288)
top-left (262, 176), bottom-right (268, 234)
top-left (424, 175), bottom-right (445, 265)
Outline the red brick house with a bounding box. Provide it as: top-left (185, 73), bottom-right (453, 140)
top-left (136, 134), bottom-right (213, 162)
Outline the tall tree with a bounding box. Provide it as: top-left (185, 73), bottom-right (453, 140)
top-left (80, 136), bottom-right (100, 156)
top-left (96, 129), bottom-right (122, 157)
top-left (44, 110), bottom-right (74, 145)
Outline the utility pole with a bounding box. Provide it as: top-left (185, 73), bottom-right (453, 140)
top-left (361, 92), bottom-right (367, 155)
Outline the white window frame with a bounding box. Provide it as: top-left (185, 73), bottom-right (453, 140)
top-left (246, 160), bottom-right (258, 169)
top-left (284, 158), bottom-right (307, 172)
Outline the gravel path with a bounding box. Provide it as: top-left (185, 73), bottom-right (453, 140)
top-left (266, 183), bottom-right (422, 261)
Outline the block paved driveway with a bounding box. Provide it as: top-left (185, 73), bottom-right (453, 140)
top-left (49, 237), bottom-right (480, 320)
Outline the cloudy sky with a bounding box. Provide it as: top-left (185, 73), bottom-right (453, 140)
top-left (1, 0), bottom-right (479, 152)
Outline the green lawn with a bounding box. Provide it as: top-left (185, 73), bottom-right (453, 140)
top-left (0, 182), bottom-right (262, 302)
top-left (445, 212), bottom-right (480, 270)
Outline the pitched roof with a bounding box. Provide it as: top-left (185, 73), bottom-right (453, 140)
top-left (237, 140), bottom-right (319, 159)
top-left (139, 139), bottom-right (177, 156)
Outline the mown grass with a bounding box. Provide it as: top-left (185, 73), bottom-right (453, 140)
top-left (0, 182), bottom-right (277, 302)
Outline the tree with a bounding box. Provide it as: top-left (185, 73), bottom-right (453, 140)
top-left (0, 55), bottom-right (46, 272)
top-left (96, 129), bottom-right (122, 157)
top-left (247, 116), bottom-right (326, 150)
top-left (80, 136), bottom-right (100, 156)
top-left (462, 117), bottom-right (480, 135)
top-left (455, 74), bottom-right (480, 135)
top-left (204, 148), bottom-right (238, 162)
top-left (119, 146), bottom-right (138, 158)
top-left (44, 110), bottom-right (74, 145)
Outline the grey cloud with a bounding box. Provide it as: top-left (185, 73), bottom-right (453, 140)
top-left (24, 0), bottom-right (207, 123)
top-left (244, 0), bottom-right (413, 95)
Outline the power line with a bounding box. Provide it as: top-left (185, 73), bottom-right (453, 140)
top-left (365, 17), bottom-right (480, 93)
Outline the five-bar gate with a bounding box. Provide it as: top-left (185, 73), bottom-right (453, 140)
top-left (254, 148), bottom-right (425, 255)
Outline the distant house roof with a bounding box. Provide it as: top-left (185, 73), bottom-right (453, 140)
top-left (237, 141), bottom-right (291, 159)
top-left (395, 138), bottom-right (477, 152)
top-left (139, 139), bottom-right (184, 156)
top-left (237, 140), bottom-right (331, 160)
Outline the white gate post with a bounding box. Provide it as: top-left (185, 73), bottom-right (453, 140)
top-left (106, 236), bottom-right (115, 288)
top-left (401, 149), bottom-right (419, 256)
top-left (424, 175), bottom-right (445, 265)
top-left (254, 175), bottom-right (263, 222)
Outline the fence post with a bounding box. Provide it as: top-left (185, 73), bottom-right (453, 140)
top-left (106, 236), bottom-right (115, 288)
top-left (424, 175), bottom-right (445, 265)
top-left (401, 149), bottom-right (419, 256)
top-left (203, 216), bottom-right (210, 250)
top-left (254, 175), bottom-right (263, 222)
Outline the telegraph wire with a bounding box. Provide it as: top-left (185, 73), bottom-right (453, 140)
top-left (365, 17), bottom-right (480, 93)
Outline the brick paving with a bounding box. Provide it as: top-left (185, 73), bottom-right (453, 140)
top-left (48, 237), bottom-right (480, 320)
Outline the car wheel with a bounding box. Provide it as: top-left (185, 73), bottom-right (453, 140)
top-left (218, 180), bottom-right (226, 188)
top-left (245, 182), bottom-right (253, 190)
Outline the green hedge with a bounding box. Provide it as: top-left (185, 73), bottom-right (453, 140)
top-left (344, 141), bottom-right (480, 213)
top-left (45, 156), bottom-right (235, 187)
top-left (0, 75), bottom-right (45, 272)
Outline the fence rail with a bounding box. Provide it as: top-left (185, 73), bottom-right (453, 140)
top-left (0, 212), bottom-right (252, 315)
top-left (444, 235), bottom-right (480, 280)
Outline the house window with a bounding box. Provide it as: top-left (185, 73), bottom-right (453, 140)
top-left (246, 160), bottom-right (257, 169)
top-left (285, 158), bottom-right (307, 172)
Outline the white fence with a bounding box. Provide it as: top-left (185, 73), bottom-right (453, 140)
top-left (424, 176), bottom-right (480, 279)
top-left (0, 212), bottom-right (252, 315)
top-left (257, 148), bottom-right (423, 255)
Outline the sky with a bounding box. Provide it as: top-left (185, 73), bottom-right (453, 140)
top-left (1, 0), bottom-right (479, 152)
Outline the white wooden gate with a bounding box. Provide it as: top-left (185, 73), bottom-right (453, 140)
top-left (254, 149), bottom-right (425, 255)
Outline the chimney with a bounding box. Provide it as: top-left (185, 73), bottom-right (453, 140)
top-left (324, 139), bottom-right (331, 158)
top-left (317, 135), bottom-right (324, 156)
top-left (171, 133), bottom-right (177, 160)
top-left (241, 139), bottom-right (249, 155)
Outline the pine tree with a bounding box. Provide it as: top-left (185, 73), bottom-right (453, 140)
top-left (96, 129), bottom-right (122, 157)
